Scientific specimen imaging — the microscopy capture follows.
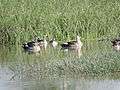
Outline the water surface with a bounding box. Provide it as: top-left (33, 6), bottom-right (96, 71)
top-left (0, 40), bottom-right (120, 90)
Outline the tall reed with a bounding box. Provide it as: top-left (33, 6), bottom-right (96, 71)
top-left (0, 0), bottom-right (120, 45)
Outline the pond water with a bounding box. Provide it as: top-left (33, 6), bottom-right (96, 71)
top-left (0, 40), bottom-right (120, 90)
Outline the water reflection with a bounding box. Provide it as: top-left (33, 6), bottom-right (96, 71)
top-left (0, 40), bottom-right (119, 80)
top-left (0, 79), bottom-right (120, 90)
top-left (0, 67), bottom-right (13, 81)
top-left (0, 40), bottom-right (120, 89)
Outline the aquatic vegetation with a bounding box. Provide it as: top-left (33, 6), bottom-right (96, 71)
top-left (0, 41), bottom-right (120, 80)
top-left (6, 50), bottom-right (120, 80)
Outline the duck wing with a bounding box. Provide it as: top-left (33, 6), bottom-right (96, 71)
top-left (67, 41), bottom-right (77, 47)
top-left (27, 41), bottom-right (35, 47)
top-left (22, 41), bottom-right (35, 50)
top-left (49, 40), bottom-right (53, 43)
top-left (61, 43), bottom-right (69, 48)
top-left (111, 38), bottom-right (120, 45)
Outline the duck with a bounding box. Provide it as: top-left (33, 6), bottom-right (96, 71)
top-left (111, 38), bottom-right (120, 51)
top-left (61, 36), bottom-right (83, 51)
top-left (49, 38), bottom-right (58, 48)
top-left (37, 35), bottom-right (48, 50)
top-left (22, 41), bottom-right (40, 53)
top-left (22, 35), bottom-right (48, 52)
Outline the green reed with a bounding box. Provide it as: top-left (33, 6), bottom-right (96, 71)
top-left (0, 0), bottom-right (120, 45)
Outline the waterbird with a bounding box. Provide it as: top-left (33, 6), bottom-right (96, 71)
top-left (36, 35), bottom-right (48, 50)
top-left (49, 38), bottom-right (58, 48)
top-left (111, 38), bottom-right (120, 51)
top-left (22, 41), bottom-right (40, 53)
top-left (22, 35), bottom-right (48, 53)
top-left (61, 36), bottom-right (83, 51)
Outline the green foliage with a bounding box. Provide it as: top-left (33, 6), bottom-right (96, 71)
top-left (0, 0), bottom-right (120, 44)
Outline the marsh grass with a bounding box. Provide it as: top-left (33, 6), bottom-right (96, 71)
top-left (0, 0), bottom-right (120, 45)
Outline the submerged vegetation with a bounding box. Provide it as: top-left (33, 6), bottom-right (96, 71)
top-left (1, 41), bottom-right (120, 80)
top-left (0, 0), bottom-right (120, 45)
top-left (1, 46), bottom-right (120, 80)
